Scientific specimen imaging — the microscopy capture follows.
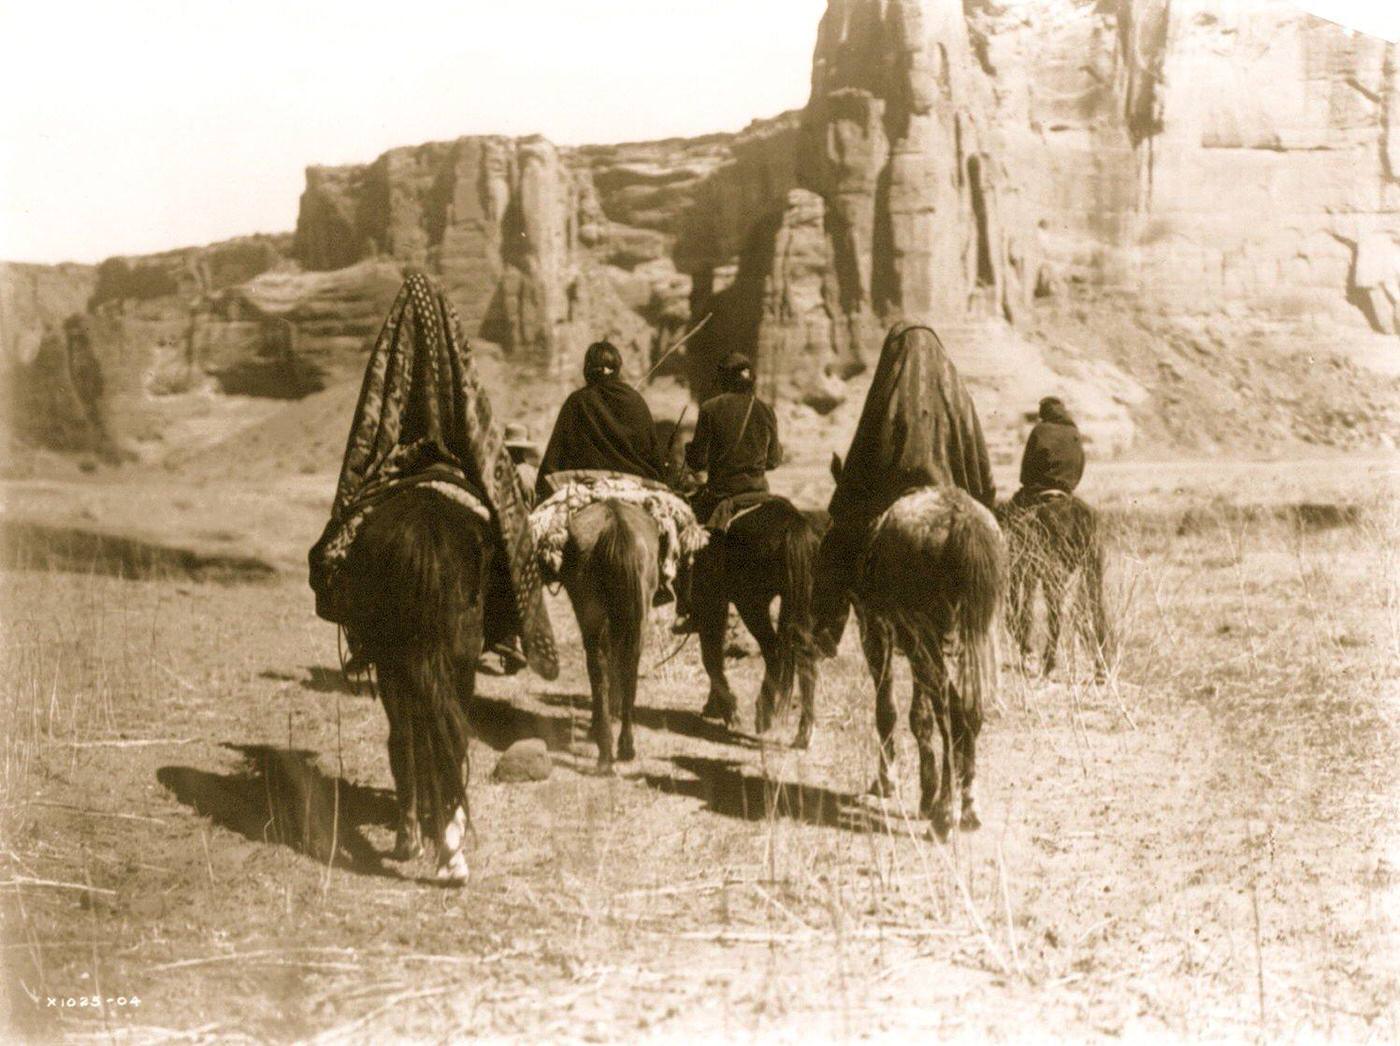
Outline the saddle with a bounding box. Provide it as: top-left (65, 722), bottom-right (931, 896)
top-left (705, 490), bottom-right (781, 533)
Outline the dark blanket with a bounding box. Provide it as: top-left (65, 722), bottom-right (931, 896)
top-left (308, 271), bottom-right (558, 681)
top-left (686, 391), bottom-right (781, 501)
top-left (829, 322), bottom-right (995, 524)
top-left (536, 377), bottom-right (662, 499)
top-left (1018, 405), bottom-right (1084, 496)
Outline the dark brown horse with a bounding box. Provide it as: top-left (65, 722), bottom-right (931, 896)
top-left (999, 493), bottom-right (1111, 678)
top-left (823, 464), bottom-right (1006, 838)
top-left (692, 498), bottom-right (821, 748)
top-left (561, 499), bottom-right (659, 768)
top-left (342, 488), bottom-right (490, 883)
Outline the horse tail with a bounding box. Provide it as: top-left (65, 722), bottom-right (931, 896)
top-left (1075, 498), bottom-right (1113, 666)
top-left (940, 493), bottom-right (1007, 723)
top-left (591, 500), bottom-right (649, 717)
top-left (942, 493), bottom-right (1007, 642)
top-left (348, 490), bottom-right (480, 840)
top-left (775, 506), bottom-right (818, 697)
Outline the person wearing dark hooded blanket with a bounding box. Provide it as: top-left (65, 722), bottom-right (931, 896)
top-left (1010, 396), bottom-right (1084, 508)
top-left (812, 321), bottom-right (996, 658)
top-left (535, 340), bottom-right (663, 500)
top-left (308, 271), bottom-right (557, 681)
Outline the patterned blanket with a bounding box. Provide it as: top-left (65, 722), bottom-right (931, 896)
top-left (308, 272), bottom-right (557, 679)
top-left (530, 470), bottom-right (708, 588)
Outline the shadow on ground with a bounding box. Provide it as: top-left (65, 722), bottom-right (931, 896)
top-left (156, 743), bottom-right (396, 877)
top-left (0, 520), bottom-right (277, 581)
top-left (537, 692), bottom-right (760, 750)
top-left (643, 754), bottom-right (891, 833)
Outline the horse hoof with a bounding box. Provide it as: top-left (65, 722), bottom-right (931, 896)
top-left (791, 725), bottom-right (812, 751)
top-left (866, 776), bottom-right (893, 799)
top-left (392, 833), bottom-right (424, 862)
top-left (617, 741), bottom-right (635, 763)
top-left (960, 807), bottom-right (982, 832)
top-left (930, 808), bottom-right (955, 841)
top-left (435, 853), bottom-right (469, 885)
top-left (701, 695), bottom-right (737, 724)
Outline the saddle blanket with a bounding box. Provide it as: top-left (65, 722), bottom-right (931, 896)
top-left (530, 470), bottom-right (708, 587)
top-left (309, 446), bottom-right (491, 624)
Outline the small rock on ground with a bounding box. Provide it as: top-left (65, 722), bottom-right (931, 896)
top-left (492, 738), bottom-right (552, 782)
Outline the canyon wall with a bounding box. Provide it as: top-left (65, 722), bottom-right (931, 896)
top-left (3, 0), bottom-right (1396, 464)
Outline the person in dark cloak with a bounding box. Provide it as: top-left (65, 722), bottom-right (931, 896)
top-left (309, 271), bottom-right (556, 680)
top-left (1010, 396), bottom-right (1084, 508)
top-left (670, 352), bottom-right (783, 633)
top-left (811, 321), bottom-right (996, 657)
top-left (535, 340), bottom-right (664, 501)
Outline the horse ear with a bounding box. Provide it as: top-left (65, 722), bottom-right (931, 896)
top-left (829, 452), bottom-right (843, 481)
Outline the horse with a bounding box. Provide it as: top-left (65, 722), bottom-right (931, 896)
top-left (341, 487), bottom-right (490, 883)
top-left (560, 499), bottom-right (659, 768)
top-left (824, 456), bottom-right (1006, 838)
top-left (692, 497), bottom-right (821, 748)
top-left (998, 492), bottom-right (1111, 679)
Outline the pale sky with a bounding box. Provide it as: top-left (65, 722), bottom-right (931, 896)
top-left (0, 0), bottom-right (828, 264)
top-left (1, 0), bottom-right (1394, 266)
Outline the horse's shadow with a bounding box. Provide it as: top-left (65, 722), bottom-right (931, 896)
top-left (467, 694), bottom-right (576, 753)
top-left (535, 692), bottom-right (761, 750)
top-left (642, 754), bottom-right (891, 834)
top-left (156, 743), bottom-right (397, 878)
top-left (259, 666), bottom-right (366, 696)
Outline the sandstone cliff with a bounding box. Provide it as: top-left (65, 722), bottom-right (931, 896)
top-left (3, 0), bottom-right (1396, 468)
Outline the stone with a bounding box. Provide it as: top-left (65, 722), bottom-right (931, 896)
top-left (492, 738), bottom-right (552, 783)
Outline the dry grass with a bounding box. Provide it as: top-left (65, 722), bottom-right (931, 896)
top-left (1, 475), bottom-right (1397, 1041)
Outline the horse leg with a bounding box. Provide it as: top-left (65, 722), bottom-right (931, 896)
top-left (584, 630), bottom-right (615, 769)
top-left (906, 639), bottom-right (952, 836)
top-left (1007, 535), bottom-right (1032, 665)
top-left (697, 588), bottom-right (738, 727)
top-left (736, 594), bottom-right (781, 736)
top-left (1042, 559), bottom-right (1068, 677)
top-left (791, 643), bottom-right (818, 751)
top-left (378, 665), bottom-right (423, 861)
top-left (861, 615), bottom-right (897, 797)
top-left (1082, 541), bottom-right (1111, 682)
top-left (614, 625), bottom-right (641, 764)
top-left (946, 642), bottom-right (983, 832)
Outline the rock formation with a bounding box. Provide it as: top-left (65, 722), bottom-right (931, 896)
top-left (293, 135), bottom-right (650, 370)
top-left (3, 0), bottom-right (1396, 464)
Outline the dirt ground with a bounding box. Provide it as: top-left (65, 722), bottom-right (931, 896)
top-left (1, 454), bottom-right (1397, 1042)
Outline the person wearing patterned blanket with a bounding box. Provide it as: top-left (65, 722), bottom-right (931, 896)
top-left (308, 271), bottom-right (558, 680)
top-left (529, 470), bottom-right (708, 605)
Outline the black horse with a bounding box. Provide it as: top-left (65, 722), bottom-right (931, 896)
top-left (692, 498), bottom-right (821, 748)
top-left (342, 488), bottom-right (490, 883)
top-left (999, 493), bottom-right (1111, 678)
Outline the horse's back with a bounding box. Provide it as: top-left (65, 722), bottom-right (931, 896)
top-left (863, 485), bottom-right (1004, 630)
top-left (346, 487), bottom-right (489, 652)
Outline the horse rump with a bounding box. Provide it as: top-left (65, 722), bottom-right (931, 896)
top-left (344, 487), bottom-right (489, 881)
top-left (865, 486), bottom-right (1005, 642)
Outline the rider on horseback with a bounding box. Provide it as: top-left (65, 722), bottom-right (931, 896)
top-left (536, 340), bottom-right (665, 499)
top-left (812, 321), bottom-right (996, 658)
top-left (684, 353), bottom-right (783, 525)
top-left (1010, 396), bottom-right (1084, 510)
top-left (672, 352), bottom-right (783, 634)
